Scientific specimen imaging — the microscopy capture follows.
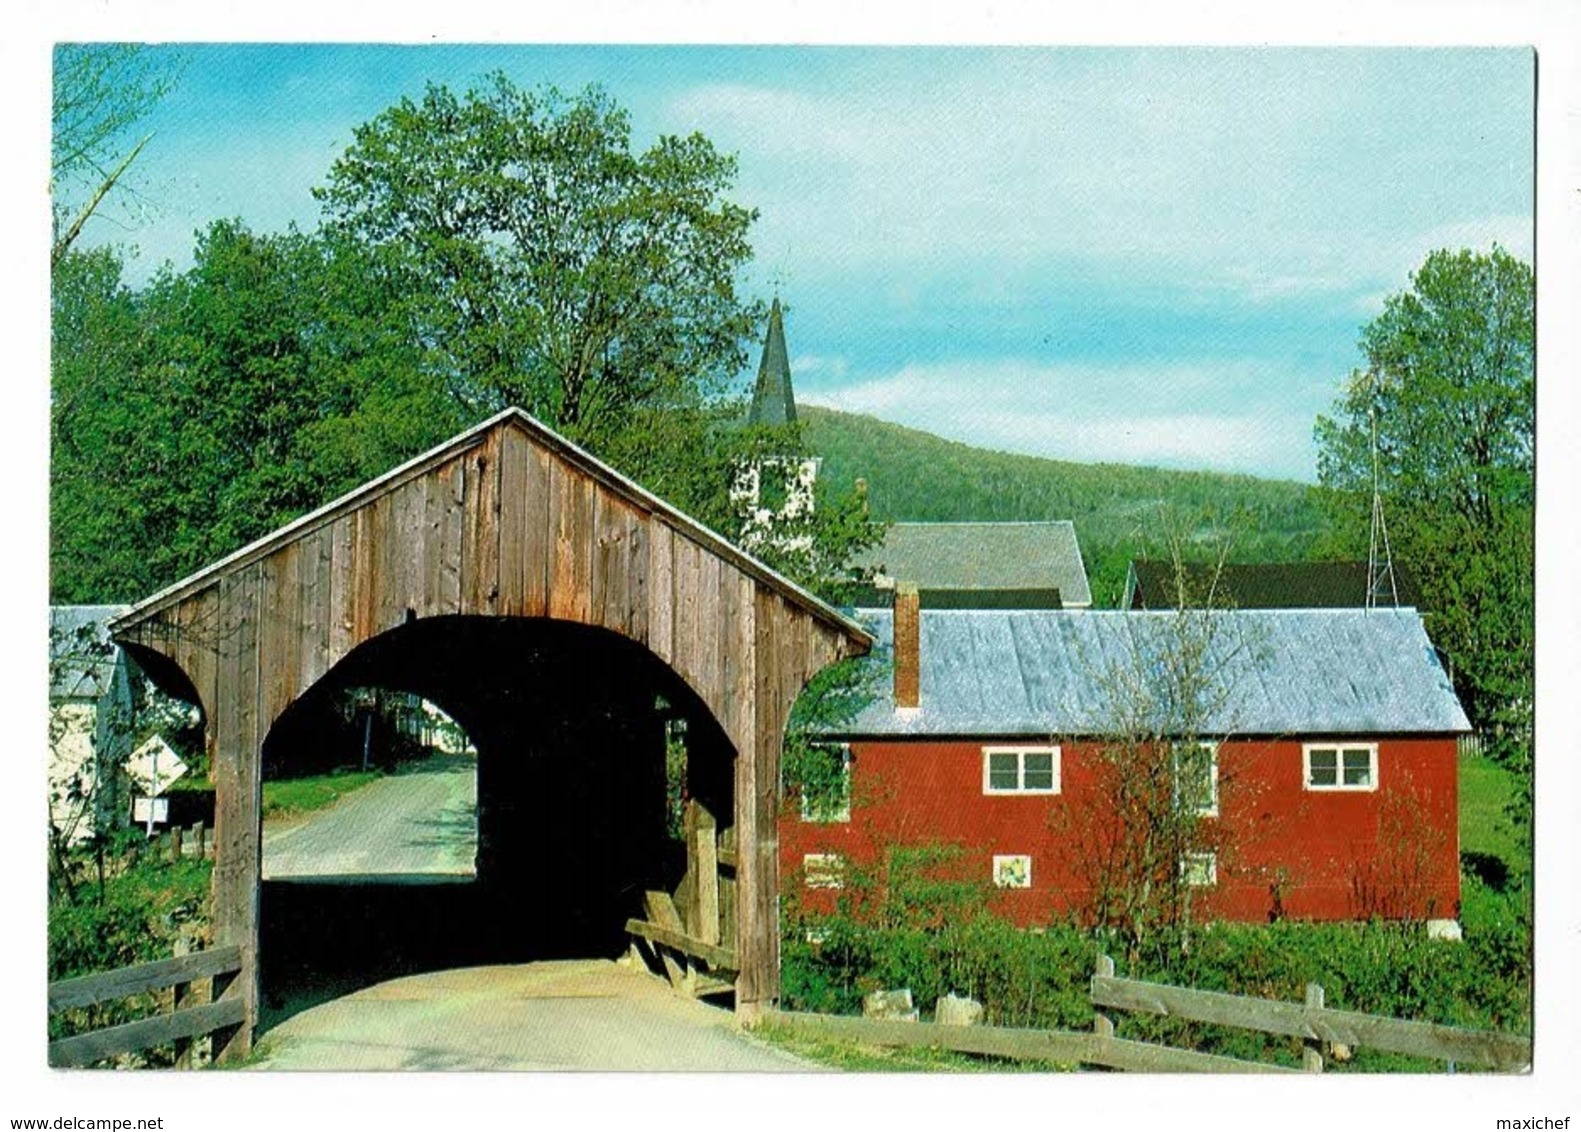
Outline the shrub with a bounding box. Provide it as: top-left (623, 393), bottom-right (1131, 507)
top-left (782, 853), bottom-right (1530, 1070)
top-left (48, 845), bottom-right (214, 1062)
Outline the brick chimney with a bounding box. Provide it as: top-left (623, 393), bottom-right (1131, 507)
top-left (893, 583), bottom-right (920, 709)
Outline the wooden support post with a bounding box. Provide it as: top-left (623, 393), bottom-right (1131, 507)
top-left (676, 801), bottom-right (699, 935)
top-left (171, 824), bottom-right (184, 862)
top-left (193, 821), bottom-right (206, 859)
top-left (695, 809), bottom-right (720, 947)
top-left (1303, 983), bottom-right (1325, 1073)
top-left (644, 892), bottom-right (690, 994)
top-left (1093, 955), bottom-right (1116, 1040)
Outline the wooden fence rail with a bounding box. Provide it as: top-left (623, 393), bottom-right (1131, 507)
top-left (1089, 955), bottom-right (1531, 1073)
top-left (48, 945), bottom-right (243, 1068)
top-left (758, 955), bottom-right (1530, 1074)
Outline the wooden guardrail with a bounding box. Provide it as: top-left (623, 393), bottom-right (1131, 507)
top-left (759, 954), bottom-right (1530, 1073)
top-left (48, 945), bottom-right (243, 1068)
top-left (1090, 954), bottom-right (1531, 1072)
top-left (625, 800), bottom-right (739, 998)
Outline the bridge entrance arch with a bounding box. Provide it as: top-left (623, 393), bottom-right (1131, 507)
top-left (113, 409), bottom-right (871, 1058)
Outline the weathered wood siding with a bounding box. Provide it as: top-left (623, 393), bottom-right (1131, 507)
top-left (113, 414), bottom-right (867, 1053)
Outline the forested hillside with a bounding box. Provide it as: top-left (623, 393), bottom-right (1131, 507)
top-left (799, 406), bottom-right (1333, 606)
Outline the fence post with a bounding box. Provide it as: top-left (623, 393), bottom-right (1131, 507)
top-left (171, 824), bottom-right (184, 862)
top-left (193, 821), bottom-right (206, 859)
top-left (1093, 955), bottom-right (1115, 1041)
top-left (1303, 983), bottom-right (1325, 1073)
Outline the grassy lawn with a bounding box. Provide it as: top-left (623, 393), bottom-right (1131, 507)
top-left (262, 769), bottom-right (381, 820)
top-left (753, 1021), bottom-right (1049, 1072)
top-left (1459, 749), bottom-right (1527, 885)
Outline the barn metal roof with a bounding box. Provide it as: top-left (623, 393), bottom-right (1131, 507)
top-left (49, 605), bottom-right (131, 701)
top-left (853, 521), bottom-right (1093, 607)
top-left (825, 607), bottom-right (1469, 737)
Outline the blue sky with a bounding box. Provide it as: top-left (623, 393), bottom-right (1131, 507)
top-left (76, 44), bottom-right (1533, 482)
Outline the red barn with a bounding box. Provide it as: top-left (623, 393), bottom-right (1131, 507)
top-left (781, 592), bottom-right (1470, 932)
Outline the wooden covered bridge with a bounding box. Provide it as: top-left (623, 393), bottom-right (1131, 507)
top-left (108, 408), bottom-right (872, 1057)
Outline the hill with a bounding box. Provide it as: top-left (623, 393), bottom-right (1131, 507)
top-left (798, 405), bottom-right (1333, 606)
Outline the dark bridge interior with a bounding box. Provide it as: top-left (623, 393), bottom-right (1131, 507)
top-left (257, 615), bottom-right (736, 1028)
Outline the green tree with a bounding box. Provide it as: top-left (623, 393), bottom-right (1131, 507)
top-left (1054, 513), bottom-right (1261, 962)
top-left (1314, 246), bottom-right (1533, 765)
top-left (314, 75), bottom-right (762, 459)
top-left (51, 44), bottom-right (179, 269)
top-left (50, 223), bottom-right (462, 602)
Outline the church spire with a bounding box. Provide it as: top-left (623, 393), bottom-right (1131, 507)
top-left (748, 298), bottom-right (797, 426)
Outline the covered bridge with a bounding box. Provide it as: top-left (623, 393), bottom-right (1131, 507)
top-left (109, 408), bottom-right (872, 1056)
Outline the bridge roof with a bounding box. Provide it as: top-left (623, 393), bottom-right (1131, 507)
top-left (110, 407), bottom-right (872, 651)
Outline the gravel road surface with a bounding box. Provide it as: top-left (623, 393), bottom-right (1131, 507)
top-left (262, 755), bottom-right (477, 880)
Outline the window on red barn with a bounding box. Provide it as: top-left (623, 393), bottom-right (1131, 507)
top-left (982, 746), bottom-right (1060, 795)
top-left (993, 854), bottom-right (1033, 888)
top-left (1180, 851), bottom-right (1217, 887)
top-left (1172, 741), bottom-right (1219, 817)
top-left (1303, 743), bottom-right (1378, 792)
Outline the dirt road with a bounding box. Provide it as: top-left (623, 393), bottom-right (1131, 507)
top-left (262, 755), bottom-right (477, 880)
top-left (250, 959), bottom-right (814, 1071)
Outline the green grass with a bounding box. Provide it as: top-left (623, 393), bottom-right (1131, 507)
top-left (753, 1021), bottom-right (1051, 1072)
top-left (1459, 750), bottom-right (1527, 884)
top-left (261, 769), bottom-right (380, 819)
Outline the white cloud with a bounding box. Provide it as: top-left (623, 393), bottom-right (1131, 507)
top-left (672, 51), bottom-right (1532, 308)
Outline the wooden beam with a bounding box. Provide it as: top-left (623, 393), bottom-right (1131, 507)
top-left (624, 919), bottom-right (739, 973)
top-left (49, 947), bottom-right (244, 1013)
top-left (48, 999), bottom-right (246, 1068)
top-left (695, 814), bottom-right (720, 947)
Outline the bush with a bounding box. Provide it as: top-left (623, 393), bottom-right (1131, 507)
top-left (782, 854), bottom-right (1531, 1070)
top-left (49, 845), bottom-right (214, 1060)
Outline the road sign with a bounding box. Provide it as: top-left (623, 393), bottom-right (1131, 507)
top-left (126, 735), bottom-right (188, 796)
top-left (132, 796), bottom-right (170, 824)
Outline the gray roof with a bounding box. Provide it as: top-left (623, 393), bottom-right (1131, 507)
top-left (49, 605), bottom-right (131, 701)
top-left (855, 522), bottom-right (1092, 607)
top-left (825, 607), bottom-right (1469, 738)
top-left (747, 298), bottom-right (796, 426)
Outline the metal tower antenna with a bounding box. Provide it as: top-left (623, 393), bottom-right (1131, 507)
top-left (1366, 393), bottom-right (1399, 610)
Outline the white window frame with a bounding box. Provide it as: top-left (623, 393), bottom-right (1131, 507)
top-left (1180, 851), bottom-right (1218, 887)
top-left (799, 743), bottom-right (853, 824)
top-left (1303, 742), bottom-right (1379, 793)
top-left (993, 854), bottom-right (1033, 889)
top-left (982, 745), bottom-right (1061, 795)
top-left (803, 853), bottom-right (845, 889)
top-left (1172, 741), bottom-right (1219, 817)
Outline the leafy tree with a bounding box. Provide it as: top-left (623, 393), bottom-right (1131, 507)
top-left (1314, 247), bottom-right (1533, 766)
top-left (51, 43), bottom-right (179, 268)
top-left (51, 79), bottom-right (887, 612)
top-left (1054, 517), bottom-right (1261, 962)
top-left (314, 75), bottom-right (762, 461)
top-left (50, 224), bottom-right (462, 602)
